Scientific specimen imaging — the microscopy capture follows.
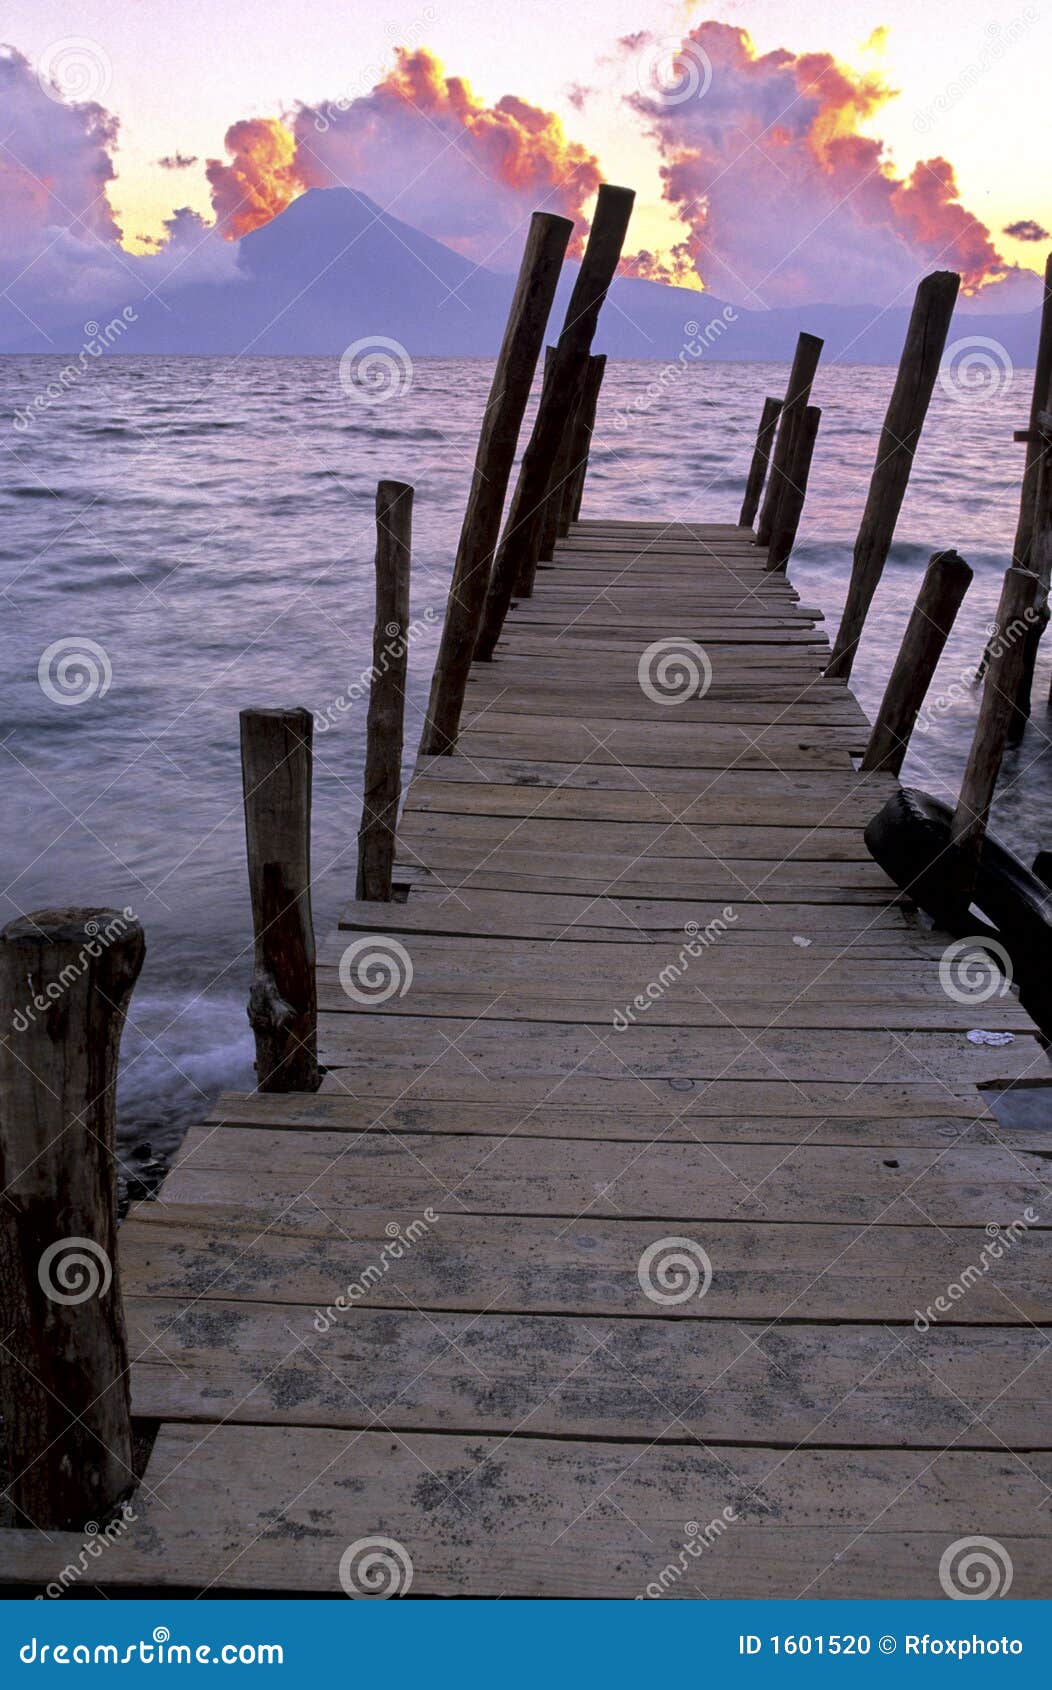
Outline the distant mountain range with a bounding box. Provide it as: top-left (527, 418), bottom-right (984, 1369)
top-left (4, 187), bottom-right (1044, 364)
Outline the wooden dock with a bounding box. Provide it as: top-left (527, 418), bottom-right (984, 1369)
top-left (3, 516), bottom-right (1050, 1598)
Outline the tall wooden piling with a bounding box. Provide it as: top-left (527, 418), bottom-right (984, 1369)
top-left (356, 480), bottom-right (413, 901)
top-left (568, 354), bottom-right (607, 525)
top-left (0, 907), bottom-right (143, 1529)
top-left (766, 404), bottom-right (821, 573)
top-left (860, 549), bottom-right (973, 775)
top-left (1006, 259), bottom-right (1052, 730)
top-left (240, 706), bottom-right (319, 1092)
top-left (949, 565), bottom-right (1041, 909)
top-left (418, 212), bottom-right (573, 756)
top-left (826, 271), bottom-right (960, 681)
top-left (756, 334), bottom-right (823, 547)
top-left (476, 184), bottom-right (635, 659)
top-left (740, 395), bottom-right (782, 529)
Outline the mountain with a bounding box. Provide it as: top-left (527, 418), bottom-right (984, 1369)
top-left (2, 187), bottom-right (1043, 364)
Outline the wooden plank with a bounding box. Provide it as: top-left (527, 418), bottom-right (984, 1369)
top-left (119, 1205), bottom-right (1052, 1323)
top-left (3, 1424), bottom-right (1046, 1596)
top-left (164, 1125), bottom-right (1050, 1225)
top-left (204, 1089), bottom-right (1041, 1151)
top-left (126, 1300), bottom-right (1052, 1449)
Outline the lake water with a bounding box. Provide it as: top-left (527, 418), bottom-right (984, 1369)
top-left (2, 353), bottom-right (1047, 1173)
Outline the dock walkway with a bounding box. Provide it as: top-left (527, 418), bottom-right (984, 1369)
top-left (4, 518), bottom-right (1050, 1597)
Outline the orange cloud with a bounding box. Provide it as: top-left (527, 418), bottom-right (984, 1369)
top-left (206, 48), bottom-right (600, 264)
top-left (630, 20), bottom-right (1012, 305)
top-left (205, 117), bottom-right (300, 238)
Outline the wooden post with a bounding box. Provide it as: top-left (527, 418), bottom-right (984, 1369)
top-left (766, 404), bottom-right (821, 573)
top-left (240, 706), bottom-right (319, 1092)
top-left (476, 184), bottom-right (636, 659)
top-left (860, 549), bottom-right (973, 775)
top-left (739, 395), bottom-right (783, 529)
top-left (1009, 379), bottom-right (1052, 735)
top-left (826, 271), bottom-right (960, 680)
top-left (537, 360), bottom-right (587, 563)
top-left (0, 907), bottom-right (143, 1529)
top-left (756, 334), bottom-right (823, 547)
top-left (1011, 254), bottom-right (1052, 572)
top-left (948, 566), bottom-right (1041, 909)
top-left (418, 211), bottom-right (573, 756)
top-left (356, 480), bottom-right (413, 901)
top-left (568, 354), bottom-right (607, 525)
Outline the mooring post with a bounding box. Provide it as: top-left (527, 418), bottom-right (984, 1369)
top-left (948, 565), bottom-right (1041, 910)
top-left (766, 404), bottom-right (821, 573)
top-left (537, 358), bottom-right (588, 562)
top-left (1011, 254), bottom-right (1052, 573)
top-left (739, 395), bottom-right (783, 529)
top-left (356, 480), bottom-right (413, 901)
top-left (756, 333), bottom-right (823, 548)
top-left (860, 549), bottom-right (973, 775)
top-left (826, 270), bottom-right (960, 680)
top-left (0, 907), bottom-right (143, 1529)
top-left (418, 212), bottom-right (573, 756)
top-left (1009, 399), bottom-right (1052, 738)
top-left (568, 354), bottom-right (607, 526)
top-left (240, 706), bottom-right (319, 1091)
top-left (476, 183), bottom-right (635, 657)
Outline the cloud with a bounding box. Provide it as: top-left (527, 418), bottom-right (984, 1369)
top-left (206, 47), bottom-right (601, 264)
top-left (158, 151), bottom-right (198, 170)
top-left (0, 44), bottom-right (121, 248)
top-left (1004, 219), bottom-right (1049, 243)
top-left (626, 20), bottom-right (1036, 308)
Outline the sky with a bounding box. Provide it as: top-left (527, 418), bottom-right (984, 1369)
top-left (2, 0), bottom-right (1050, 314)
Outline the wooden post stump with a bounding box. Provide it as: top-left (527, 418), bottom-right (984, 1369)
top-left (860, 549), bottom-right (973, 775)
top-left (0, 906), bottom-right (143, 1529)
top-left (739, 395), bottom-right (782, 529)
top-left (418, 212), bottom-right (572, 756)
top-left (756, 334), bottom-right (823, 547)
top-left (766, 404), bottom-right (821, 573)
top-left (356, 480), bottom-right (413, 901)
top-left (240, 707), bottom-right (319, 1091)
top-left (826, 271), bottom-right (960, 680)
top-left (948, 565), bottom-right (1041, 910)
top-left (476, 184), bottom-right (636, 658)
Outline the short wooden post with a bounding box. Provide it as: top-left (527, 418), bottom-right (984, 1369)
top-left (756, 333), bottom-right (823, 547)
top-left (0, 907), bottom-right (143, 1529)
top-left (766, 404), bottom-right (821, 573)
top-left (826, 271), bottom-right (960, 680)
top-left (240, 706), bottom-right (319, 1091)
top-left (356, 480), bottom-right (413, 900)
top-left (860, 549), bottom-right (973, 775)
top-left (739, 395), bottom-right (782, 529)
top-left (568, 354), bottom-right (607, 525)
top-left (948, 566), bottom-right (1041, 909)
top-left (419, 211), bottom-right (573, 756)
top-left (476, 184), bottom-right (636, 658)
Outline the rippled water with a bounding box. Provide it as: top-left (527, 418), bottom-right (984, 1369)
top-left (2, 354), bottom-right (1048, 1167)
